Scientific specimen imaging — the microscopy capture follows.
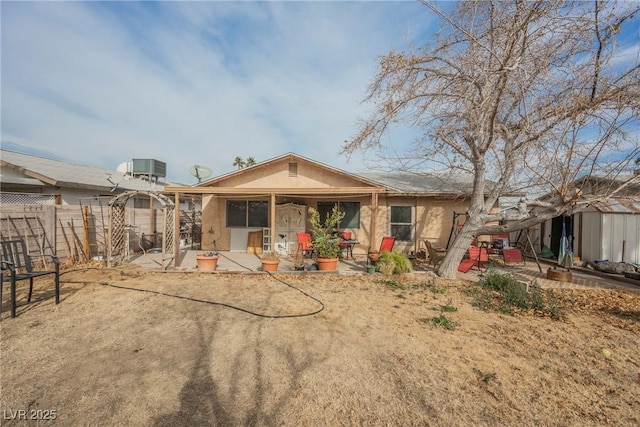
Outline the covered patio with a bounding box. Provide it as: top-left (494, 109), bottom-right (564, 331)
top-left (128, 249), bottom-right (371, 274)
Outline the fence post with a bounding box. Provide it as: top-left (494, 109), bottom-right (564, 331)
top-left (82, 205), bottom-right (91, 260)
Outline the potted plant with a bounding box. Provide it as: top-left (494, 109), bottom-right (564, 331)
top-left (196, 251), bottom-right (219, 272)
top-left (260, 251), bottom-right (280, 272)
top-left (308, 204), bottom-right (345, 271)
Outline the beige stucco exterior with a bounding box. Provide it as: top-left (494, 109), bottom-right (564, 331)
top-left (165, 153), bottom-right (472, 264)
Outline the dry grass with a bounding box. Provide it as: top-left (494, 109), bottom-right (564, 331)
top-left (1, 265), bottom-right (639, 426)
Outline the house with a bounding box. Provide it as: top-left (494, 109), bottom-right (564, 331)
top-left (534, 174), bottom-right (640, 264)
top-left (165, 153), bottom-right (476, 261)
top-left (1, 149), bottom-right (198, 260)
top-left (0, 149), bottom-right (172, 206)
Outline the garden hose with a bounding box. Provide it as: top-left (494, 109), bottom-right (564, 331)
top-left (60, 263), bottom-right (325, 319)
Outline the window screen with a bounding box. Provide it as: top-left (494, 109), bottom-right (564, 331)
top-left (390, 206), bottom-right (412, 242)
top-left (317, 202), bottom-right (360, 229)
top-left (248, 201), bottom-right (268, 227)
top-left (226, 200), bottom-right (268, 227)
top-left (227, 200), bottom-right (248, 227)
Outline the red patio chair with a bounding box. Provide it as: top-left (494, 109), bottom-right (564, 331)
top-left (296, 232), bottom-right (314, 258)
top-left (502, 247), bottom-right (525, 266)
top-left (379, 236), bottom-right (395, 253)
top-left (367, 236), bottom-right (396, 264)
top-left (458, 245), bottom-right (488, 273)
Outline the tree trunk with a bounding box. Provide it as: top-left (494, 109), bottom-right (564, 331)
top-left (437, 230), bottom-right (476, 278)
top-left (437, 213), bottom-right (484, 278)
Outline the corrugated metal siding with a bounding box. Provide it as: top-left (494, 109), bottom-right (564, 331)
top-left (621, 214), bottom-right (640, 264)
top-left (573, 214), bottom-right (581, 259)
top-left (581, 212), bottom-right (602, 262)
top-left (579, 212), bottom-right (639, 264)
top-left (601, 213), bottom-right (640, 264)
top-left (630, 216), bottom-right (640, 264)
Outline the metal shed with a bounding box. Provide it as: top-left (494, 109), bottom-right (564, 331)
top-left (578, 198), bottom-right (640, 264)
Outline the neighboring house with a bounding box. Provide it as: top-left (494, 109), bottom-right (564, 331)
top-left (0, 149), bottom-right (171, 206)
top-left (535, 175), bottom-right (640, 264)
top-left (165, 153), bottom-right (476, 257)
top-left (1, 149), bottom-right (200, 260)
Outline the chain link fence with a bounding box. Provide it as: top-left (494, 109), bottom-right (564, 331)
top-left (0, 193), bottom-right (57, 205)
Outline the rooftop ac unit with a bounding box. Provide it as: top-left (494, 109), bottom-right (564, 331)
top-left (132, 159), bottom-right (167, 178)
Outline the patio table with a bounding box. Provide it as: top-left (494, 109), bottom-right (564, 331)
top-left (339, 240), bottom-right (358, 260)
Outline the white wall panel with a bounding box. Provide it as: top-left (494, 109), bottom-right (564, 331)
top-left (580, 212), bottom-right (602, 262)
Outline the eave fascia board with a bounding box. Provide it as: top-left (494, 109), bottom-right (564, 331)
top-left (164, 186), bottom-right (386, 195)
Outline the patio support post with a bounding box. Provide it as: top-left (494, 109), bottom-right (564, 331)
top-left (150, 194), bottom-right (155, 238)
top-left (414, 196), bottom-right (419, 253)
top-left (174, 192), bottom-right (180, 268)
top-left (107, 205), bottom-right (112, 268)
top-left (270, 193), bottom-right (276, 252)
top-left (370, 191), bottom-right (378, 250)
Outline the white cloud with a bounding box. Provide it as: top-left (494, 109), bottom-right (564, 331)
top-left (1, 1), bottom-right (435, 183)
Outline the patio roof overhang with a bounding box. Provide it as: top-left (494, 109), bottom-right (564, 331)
top-left (163, 186), bottom-right (386, 195)
top-left (163, 185), bottom-right (386, 267)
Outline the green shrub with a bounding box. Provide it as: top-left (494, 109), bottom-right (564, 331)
top-left (424, 314), bottom-right (458, 330)
top-left (378, 251), bottom-right (413, 274)
top-left (376, 258), bottom-right (396, 275)
top-left (473, 368), bottom-right (497, 384)
top-left (472, 269), bottom-right (563, 319)
top-left (479, 269), bottom-right (516, 292)
top-left (424, 278), bottom-right (446, 295)
top-left (375, 279), bottom-right (405, 290)
top-left (441, 300), bottom-right (457, 312)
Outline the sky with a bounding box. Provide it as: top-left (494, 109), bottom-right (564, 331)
top-left (1, 0), bottom-right (437, 184)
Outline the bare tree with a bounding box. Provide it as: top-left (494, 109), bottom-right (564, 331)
top-left (343, 1), bottom-right (640, 278)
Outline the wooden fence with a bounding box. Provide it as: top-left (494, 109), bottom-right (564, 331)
top-left (0, 204), bottom-right (200, 263)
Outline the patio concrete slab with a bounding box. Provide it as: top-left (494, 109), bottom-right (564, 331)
top-left (128, 250), bottom-right (369, 275)
top-left (126, 249), bottom-right (640, 293)
top-left (456, 258), bottom-right (640, 293)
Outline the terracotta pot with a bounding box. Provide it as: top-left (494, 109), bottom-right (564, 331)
top-left (196, 254), bottom-right (219, 272)
top-left (261, 260), bottom-right (280, 272)
top-left (368, 251), bottom-right (380, 263)
top-left (317, 257), bottom-right (338, 271)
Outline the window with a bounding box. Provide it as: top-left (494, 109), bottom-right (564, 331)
top-left (390, 206), bottom-right (412, 242)
top-left (226, 200), bottom-right (268, 227)
top-left (317, 202), bottom-right (360, 229)
top-left (248, 201), bottom-right (268, 227)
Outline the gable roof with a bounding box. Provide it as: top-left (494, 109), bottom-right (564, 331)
top-left (197, 152), bottom-right (381, 188)
top-left (356, 171), bottom-right (476, 195)
top-left (536, 174), bottom-right (640, 212)
top-left (170, 152), bottom-right (477, 196)
top-left (572, 174), bottom-right (640, 196)
top-left (0, 149), bottom-right (171, 192)
top-left (583, 198), bottom-right (640, 214)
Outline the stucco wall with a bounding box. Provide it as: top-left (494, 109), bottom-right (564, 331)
top-left (201, 194), bottom-right (471, 257)
top-left (214, 159), bottom-right (367, 189)
top-left (197, 155), bottom-right (473, 256)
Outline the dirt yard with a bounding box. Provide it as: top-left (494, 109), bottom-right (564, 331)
top-left (1, 265), bottom-right (639, 426)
